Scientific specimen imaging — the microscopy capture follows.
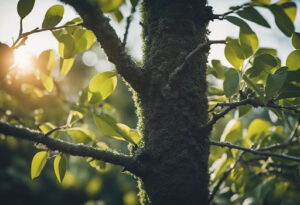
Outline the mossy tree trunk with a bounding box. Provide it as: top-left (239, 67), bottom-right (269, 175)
top-left (135, 0), bottom-right (212, 204)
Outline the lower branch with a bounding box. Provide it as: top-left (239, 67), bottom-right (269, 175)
top-left (209, 140), bottom-right (300, 163)
top-left (0, 121), bottom-right (138, 173)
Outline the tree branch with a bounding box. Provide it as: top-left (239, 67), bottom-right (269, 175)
top-left (0, 121), bottom-right (138, 173)
top-left (123, 5), bottom-right (136, 46)
top-left (163, 40), bottom-right (226, 94)
top-left (60, 0), bottom-right (144, 92)
top-left (205, 98), bottom-right (300, 130)
top-left (209, 140), bottom-right (300, 163)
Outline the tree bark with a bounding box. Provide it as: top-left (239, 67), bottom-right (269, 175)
top-left (135, 0), bottom-right (212, 204)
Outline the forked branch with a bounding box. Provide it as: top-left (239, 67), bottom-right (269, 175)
top-left (0, 121), bottom-right (138, 173)
top-left (60, 0), bottom-right (144, 92)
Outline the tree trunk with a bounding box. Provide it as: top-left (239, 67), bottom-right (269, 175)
top-left (135, 0), bottom-right (212, 204)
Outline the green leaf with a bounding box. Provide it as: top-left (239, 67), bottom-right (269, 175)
top-left (40, 72), bottom-right (54, 92)
top-left (87, 158), bottom-right (106, 172)
top-left (251, 0), bottom-right (271, 6)
top-left (61, 58), bottom-right (75, 77)
top-left (220, 119), bottom-right (242, 143)
top-left (246, 54), bottom-right (277, 78)
top-left (39, 122), bottom-right (56, 135)
top-left (269, 4), bottom-right (294, 37)
top-left (286, 50), bottom-right (300, 71)
top-left (74, 29), bottom-right (96, 53)
top-left (278, 84), bottom-right (300, 99)
top-left (31, 151), bottom-right (48, 180)
top-left (54, 154), bottom-right (67, 183)
top-left (17, 0), bottom-right (35, 19)
top-left (36, 50), bottom-right (55, 73)
top-left (239, 105), bottom-right (252, 117)
top-left (130, 0), bottom-right (139, 7)
top-left (42, 5), bottom-right (64, 29)
top-left (58, 34), bottom-right (75, 59)
top-left (242, 74), bottom-right (264, 98)
top-left (292, 32), bottom-right (300, 49)
top-left (246, 119), bottom-right (271, 142)
top-left (113, 9), bottom-right (123, 22)
top-left (93, 114), bottom-right (139, 144)
top-left (265, 71), bottom-right (287, 100)
top-left (225, 16), bottom-right (253, 33)
top-left (237, 6), bottom-right (270, 28)
top-left (255, 48), bottom-right (277, 56)
top-left (239, 29), bottom-right (259, 58)
top-left (88, 71), bottom-right (117, 102)
top-left (277, 1), bottom-right (297, 22)
top-left (223, 68), bottom-right (240, 98)
top-left (224, 39), bottom-right (245, 69)
top-left (97, 0), bottom-right (125, 13)
top-left (66, 127), bottom-right (95, 143)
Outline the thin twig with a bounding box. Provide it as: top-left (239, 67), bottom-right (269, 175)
top-left (209, 152), bottom-right (244, 202)
top-left (123, 6), bottom-right (136, 46)
top-left (12, 23), bottom-right (83, 49)
top-left (209, 140), bottom-right (300, 163)
top-left (212, 4), bottom-right (247, 20)
top-left (205, 98), bottom-right (300, 130)
top-left (163, 40), bottom-right (226, 92)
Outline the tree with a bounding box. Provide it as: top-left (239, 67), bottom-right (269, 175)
top-left (0, 0), bottom-right (300, 204)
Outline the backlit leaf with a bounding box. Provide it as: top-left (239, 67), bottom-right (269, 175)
top-left (66, 127), bottom-right (95, 143)
top-left (54, 154), bottom-right (67, 183)
top-left (286, 50), bottom-right (300, 70)
top-left (36, 50), bottom-right (55, 73)
top-left (292, 32), bottom-right (300, 49)
top-left (237, 6), bottom-right (270, 28)
top-left (31, 151), bottom-right (48, 180)
top-left (88, 71), bottom-right (117, 102)
top-left (225, 39), bottom-right (245, 69)
top-left (58, 34), bottom-right (75, 59)
top-left (42, 5), bottom-right (64, 29)
top-left (97, 0), bottom-right (125, 13)
top-left (246, 119), bottom-right (271, 142)
top-left (61, 58), bottom-right (75, 77)
top-left (223, 68), bottom-right (240, 98)
top-left (269, 4), bottom-right (294, 37)
top-left (40, 72), bottom-right (54, 92)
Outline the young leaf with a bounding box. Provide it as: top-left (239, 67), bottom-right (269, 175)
top-left (113, 9), bottom-right (123, 22)
top-left (88, 71), bottom-right (117, 102)
top-left (93, 114), bottom-right (138, 144)
top-left (66, 127), bottom-right (95, 143)
top-left (42, 5), bottom-right (64, 29)
top-left (40, 72), bottom-right (54, 92)
top-left (223, 68), bottom-right (240, 98)
top-left (269, 4), bottom-right (294, 37)
top-left (239, 29), bottom-right (259, 58)
top-left (225, 16), bottom-right (253, 33)
top-left (74, 29), bottom-right (96, 53)
top-left (97, 0), bottom-right (125, 13)
top-left (292, 32), bottom-right (300, 49)
top-left (220, 119), bottom-right (242, 143)
top-left (246, 54), bottom-right (277, 78)
top-left (286, 50), bottom-right (300, 71)
top-left (17, 0), bottom-right (35, 19)
top-left (54, 154), bottom-right (67, 183)
top-left (31, 151), bottom-right (48, 180)
top-left (61, 58), bottom-right (75, 77)
top-left (265, 71), bottom-right (287, 100)
top-left (58, 34), bottom-right (75, 59)
top-left (251, 0), bottom-right (271, 6)
top-left (224, 39), bottom-right (245, 69)
top-left (36, 50), bottom-right (55, 73)
top-left (277, 1), bottom-right (297, 22)
top-left (246, 119), bottom-right (271, 142)
top-left (237, 6), bottom-right (270, 28)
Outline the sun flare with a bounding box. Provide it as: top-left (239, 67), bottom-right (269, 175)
top-left (14, 47), bottom-right (35, 74)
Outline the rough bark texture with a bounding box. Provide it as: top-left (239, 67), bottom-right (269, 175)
top-left (134, 0), bottom-right (212, 204)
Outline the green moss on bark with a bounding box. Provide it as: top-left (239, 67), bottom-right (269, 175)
top-left (133, 0), bottom-right (212, 204)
